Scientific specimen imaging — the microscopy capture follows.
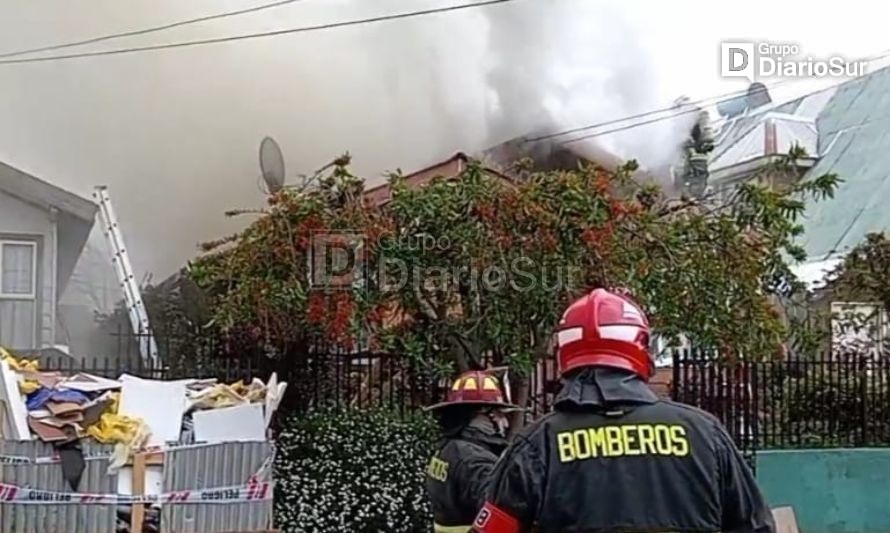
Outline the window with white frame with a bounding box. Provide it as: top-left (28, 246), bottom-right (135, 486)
top-left (0, 240), bottom-right (38, 349)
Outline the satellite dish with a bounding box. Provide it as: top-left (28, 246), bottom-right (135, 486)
top-left (259, 136), bottom-right (286, 194)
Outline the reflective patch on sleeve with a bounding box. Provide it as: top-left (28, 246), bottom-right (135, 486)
top-left (426, 456), bottom-right (449, 482)
top-left (472, 501), bottom-right (521, 533)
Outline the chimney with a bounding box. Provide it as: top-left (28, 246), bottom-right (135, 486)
top-left (764, 119), bottom-right (778, 155)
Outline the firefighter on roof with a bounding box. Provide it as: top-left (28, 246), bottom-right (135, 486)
top-left (471, 288), bottom-right (776, 533)
top-left (425, 370), bottom-right (521, 533)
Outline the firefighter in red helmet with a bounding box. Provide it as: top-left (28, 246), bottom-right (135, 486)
top-left (425, 370), bottom-right (520, 533)
top-left (472, 288), bottom-right (775, 533)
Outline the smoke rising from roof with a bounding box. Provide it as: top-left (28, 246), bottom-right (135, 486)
top-left (0, 0), bottom-right (695, 283)
top-left (483, 1), bottom-right (696, 175)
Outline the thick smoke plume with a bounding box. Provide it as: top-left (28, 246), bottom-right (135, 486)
top-left (483, 1), bottom-right (696, 175)
top-left (0, 0), bottom-right (694, 284)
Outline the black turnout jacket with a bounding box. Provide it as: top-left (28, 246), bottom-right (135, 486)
top-left (474, 368), bottom-right (776, 533)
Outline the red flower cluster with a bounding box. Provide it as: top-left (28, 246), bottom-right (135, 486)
top-left (474, 202), bottom-right (497, 223)
top-left (306, 292), bottom-right (327, 325)
top-left (581, 223), bottom-right (614, 250)
top-left (295, 215), bottom-right (325, 249)
top-left (594, 172), bottom-right (611, 195)
top-left (328, 293), bottom-right (356, 343)
top-left (306, 292), bottom-right (356, 344)
top-left (539, 231), bottom-right (558, 253)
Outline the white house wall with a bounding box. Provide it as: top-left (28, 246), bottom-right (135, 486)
top-left (0, 189), bottom-right (55, 348)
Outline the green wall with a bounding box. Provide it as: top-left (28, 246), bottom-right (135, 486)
top-left (757, 449), bottom-right (890, 533)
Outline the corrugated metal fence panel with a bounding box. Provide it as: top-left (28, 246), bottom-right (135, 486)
top-left (0, 440), bottom-right (119, 533)
top-left (161, 442), bottom-right (274, 533)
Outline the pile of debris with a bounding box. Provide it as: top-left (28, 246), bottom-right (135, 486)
top-left (1, 346), bottom-right (287, 467)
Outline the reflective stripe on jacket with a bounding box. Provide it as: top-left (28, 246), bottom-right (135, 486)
top-left (426, 425), bottom-right (507, 530)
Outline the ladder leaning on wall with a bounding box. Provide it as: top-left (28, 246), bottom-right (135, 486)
top-left (93, 185), bottom-right (159, 368)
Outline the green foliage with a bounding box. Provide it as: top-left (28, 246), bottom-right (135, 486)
top-left (784, 233), bottom-right (890, 357)
top-left (274, 407), bottom-right (436, 532)
top-left (190, 150), bottom-right (840, 389)
top-left (765, 364), bottom-right (890, 447)
top-left (831, 232), bottom-right (890, 314)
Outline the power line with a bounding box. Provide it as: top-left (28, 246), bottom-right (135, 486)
top-left (0, 0), bottom-right (307, 59)
top-left (525, 80), bottom-right (791, 144)
top-left (530, 48), bottom-right (890, 147)
top-left (555, 50), bottom-right (890, 147)
top-left (0, 0), bottom-right (517, 66)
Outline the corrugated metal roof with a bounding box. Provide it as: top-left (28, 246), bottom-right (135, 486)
top-left (712, 122), bottom-right (766, 169)
top-left (800, 66), bottom-right (890, 259)
top-left (711, 69), bottom-right (890, 264)
top-left (711, 114), bottom-right (817, 171)
top-left (776, 118), bottom-right (818, 156)
top-left (794, 86), bottom-right (838, 119)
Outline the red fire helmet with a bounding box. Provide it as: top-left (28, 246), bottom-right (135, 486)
top-left (555, 288), bottom-right (653, 380)
top-left (425, 370), bottom-right (520, 412)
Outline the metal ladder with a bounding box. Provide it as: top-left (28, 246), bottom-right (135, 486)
top-left (93, 185), bottom-right (159, 367)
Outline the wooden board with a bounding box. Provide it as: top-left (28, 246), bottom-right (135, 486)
top-left (131, 452), bottom-right (147, 532)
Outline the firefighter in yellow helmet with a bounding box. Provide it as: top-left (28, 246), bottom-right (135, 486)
top-left (424, 370), bottom-right (520, 533)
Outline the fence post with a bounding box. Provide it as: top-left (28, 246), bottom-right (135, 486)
top-left (671, 349), bottom-right (680, 401)
top-left (750, 358), bottom-right (759, 459)
top-left (860, 356), bottom-right (869, 447)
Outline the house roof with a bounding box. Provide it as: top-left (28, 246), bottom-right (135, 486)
top-left (0, 160), bottom-right (97, 222)
top-left (711, 67), bottom-right (890, 263)
top-left (363, 152), bottom-right (513, 207)
top-left (797, 67), bottom-right (890, 260)
top-left (0, 159), bottom-right (98, 297)
top-left (710, 113), bottom-right (818, 173)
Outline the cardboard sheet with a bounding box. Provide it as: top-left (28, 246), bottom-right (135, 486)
top-left (0, 359), bottom-right (30, 440)
top-left (46, 401), bottom-right (84, 417)
top-left (20, 370), bottom-right (64, 389)
top-left (193, 403), bottom-right (265, 442)
top-left (119, 374), bottom-right (187, 446)
top-left (28, 417), bottom-right (74, 442)
top-left (62, 372), bottom-right (122, 393)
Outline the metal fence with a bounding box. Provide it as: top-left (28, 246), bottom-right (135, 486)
top-left (36, 328), bottom-right (569, 426)
top-left (0, 441), bottom-right (275, 533)
top-left (43, 330), bottom-right (890, 454)
top-left (0, 441), bottom-right (119, 533)
top-left (39, 330), bottom-right (445, 419)
top-left (672, 350), bottom-right (890, 453)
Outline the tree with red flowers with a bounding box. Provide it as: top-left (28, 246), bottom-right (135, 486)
top-left (189, 150), bottom-right (839, 411)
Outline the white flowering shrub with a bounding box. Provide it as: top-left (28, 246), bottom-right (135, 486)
top-left (275, 407), bottom-right (437, 532)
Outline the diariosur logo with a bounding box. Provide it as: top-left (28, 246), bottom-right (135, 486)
top-left (721, 41), bottom-right (868, 80)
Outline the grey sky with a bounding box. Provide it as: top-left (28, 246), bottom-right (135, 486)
top-left (1, 0), bottom-right (888, 280)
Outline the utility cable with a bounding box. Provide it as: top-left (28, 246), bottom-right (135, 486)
top-left (0, 0), bottom-right (306, 59)
top-left (530, 48), bottom-right (890, 146)
top-left (0, 0), bottom-right (518, 65)
top-left (555, 51), bottom-right (890, 146)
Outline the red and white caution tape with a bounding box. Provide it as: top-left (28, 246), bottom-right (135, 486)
top-left (0, 440), bottom-right (275, 465)
top-left (0, 480), bottom-right (274, 505)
